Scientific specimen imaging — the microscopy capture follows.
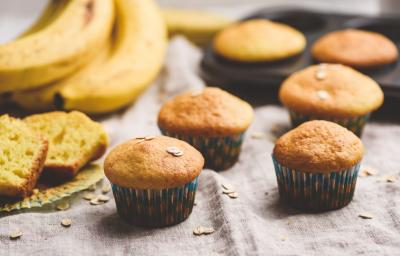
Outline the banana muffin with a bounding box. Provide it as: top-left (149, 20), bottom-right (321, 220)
top-left (157, 87), bottom-right (253, 171)
top-left (213, 19), bottom-right (306, 62)
top-left (272, 120), bottom-right (364, 211)
top-left (104, 135), bottom-right (204, 227)
top-left (279, 63), bottom-right (384, 136)
top-left (312, 29), bottom-right (398, 68)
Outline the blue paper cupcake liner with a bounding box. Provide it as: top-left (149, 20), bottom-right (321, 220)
top-left (160, 129), bottom-right (244, 171)
top-left (272, 156), bottom-right (360, 211)
top-left (289, 110), bottom-right (370, 137)
top-left (111, 177), bottom-right (199, 227)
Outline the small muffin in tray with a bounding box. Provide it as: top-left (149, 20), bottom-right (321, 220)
top-left (158, 87), bottom-right (253, 171)
top-left (279, 63), bottom-right (384, 136)
top-left (213, 19), bottom-right (306, 62)
top-left (312, 29), bottom-right (398, 68)
top-left (104, 136), bottom-right (204, 227)
top-left (272, 120), bottom-right (364, 211)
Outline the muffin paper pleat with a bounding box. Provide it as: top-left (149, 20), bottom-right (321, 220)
top-left (272, 157), bottom-right (360, 211)
top-left (289, 110), bottom-right (370, 136)
top-left (0, 164), bottom-right (103, 212)
top-left (111, 177), bottom-right (198, 227)
top-left (160, 129), bottom-right (244, 171)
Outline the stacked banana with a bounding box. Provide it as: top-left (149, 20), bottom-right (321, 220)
top-left (0, 0), bottom-right (167, 114)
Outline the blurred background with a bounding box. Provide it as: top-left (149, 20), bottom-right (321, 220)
top-left (1, 0), bottom-right (399, 43)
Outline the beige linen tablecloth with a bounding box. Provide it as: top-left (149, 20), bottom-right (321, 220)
top-left (0, 37), bottom-right (399, 256)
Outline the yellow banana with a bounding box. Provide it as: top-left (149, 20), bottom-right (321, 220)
top-left (55, 0), bottom-right (167, 114)
top-left (12, 41), bottom-right (112, 112)
top-left (0, 0), bottom-right (114, 93)
top-left (19, 0), bottom-right (69, 38)
top-left (0, 0), bottom-right (67, 107)
top-left (10, 0), bottom-right (111, 111)
top-left (162, 8), bottom-right (232, 46)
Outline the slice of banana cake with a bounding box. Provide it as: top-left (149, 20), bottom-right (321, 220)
top-left (24, 111), bottom-right (108, 180)
top-left (0, 115), bottom-right (48, 197)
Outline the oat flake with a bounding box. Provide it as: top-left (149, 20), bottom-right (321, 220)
top-left (251, 132), bottom-right (264, 139)
top-left (144, 135), bottom-right (156, 141)
top-left (193, 226), bottom-right (214, 236)
top-left (359, 167), bottom-right (378, 177)
top-left (97, 195), bottom-right (110, 202)
top-left (227, 192), bottom-right (238, 199)
top-left (316, 90), bottom-right (330, 100)
top-left (56, 202), bottom-right (70, 211)
top-left (83, 193), bottom-right (95, 200)
top-left (90, 198), bottom-right (103, 205)
top-left (10, 229), bottom-right (23, 240)
top-left (166, 147), bottom-right (183, 157)
top-left (222, 188), bottom-right (235, 194)
top-left (221, 183), bottom-right (235, 191)
top-left (102, 184), bottom-right (111, 194)
top-left (61, 218), bottom-right (72, 227)
top-left (315, 69), bottom-right (327, 80)
top-left (386, 176), bottom-right (396, 183)
top-left (359, 213), bottom-right (374, 219)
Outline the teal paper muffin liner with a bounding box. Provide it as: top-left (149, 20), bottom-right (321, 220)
top-left (272, 156), bottom-right (360, 211)
top-left (111, 177), bottom-right (198, 227)
top-left (160, 129), bottom-right (244, 171)
top-left (289, 110), bottom-right (370, 136)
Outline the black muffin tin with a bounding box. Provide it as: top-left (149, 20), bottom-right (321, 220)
top-left (200, 8), bottom-right (400, 108)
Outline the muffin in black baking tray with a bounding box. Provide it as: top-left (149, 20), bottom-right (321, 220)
top-left (200, 8), bottom-right (400, 103)
top-left (312, 29), bottom-right (398, 68)
top-left (213, 19), bottom-right (306, 63)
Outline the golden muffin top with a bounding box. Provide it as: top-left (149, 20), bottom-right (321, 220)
top-left (312, 29), bottom-right (399, 68)
top-left (273, 120), bottom-right (364, 173)
top-left (104, 136), bottom-right (204, 189)
top-left (213, 19), bottom-right (306, 62)
top-left (279, 64), bottom-right (384, 118)
top-left (158, 87), bottom-right (253, 136)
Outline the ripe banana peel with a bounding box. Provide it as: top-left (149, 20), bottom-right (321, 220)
top-left (19, 0), bottom-right (69, 38)
top-left (0, 0), bottom-right (114, 93)
top-left (10, 0), bottom-right (111, 111)
top-left (0, 0), bottom-right (67, 107)
top-left (12, 41), bottom-right (111, 112)
top-left (162, 8), bottom-right (232, 46)
top-left (56, 0), bottom-right (167, 114)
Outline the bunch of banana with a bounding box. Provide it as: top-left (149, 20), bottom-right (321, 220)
top-left (58, 0), bottom-right (167, 113)
top-left (6, 0), bottom-right (167, 114)
top-left (0, 0), bottom-right (114, 93)
top-left (8, 0), bottom-right (109, 111)
top-left (12, 41), bottom-right (111, 112)
top-left (19, 0), bottom-right (69, 38)
top-left (0, 0), bottom-right (69, 108)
